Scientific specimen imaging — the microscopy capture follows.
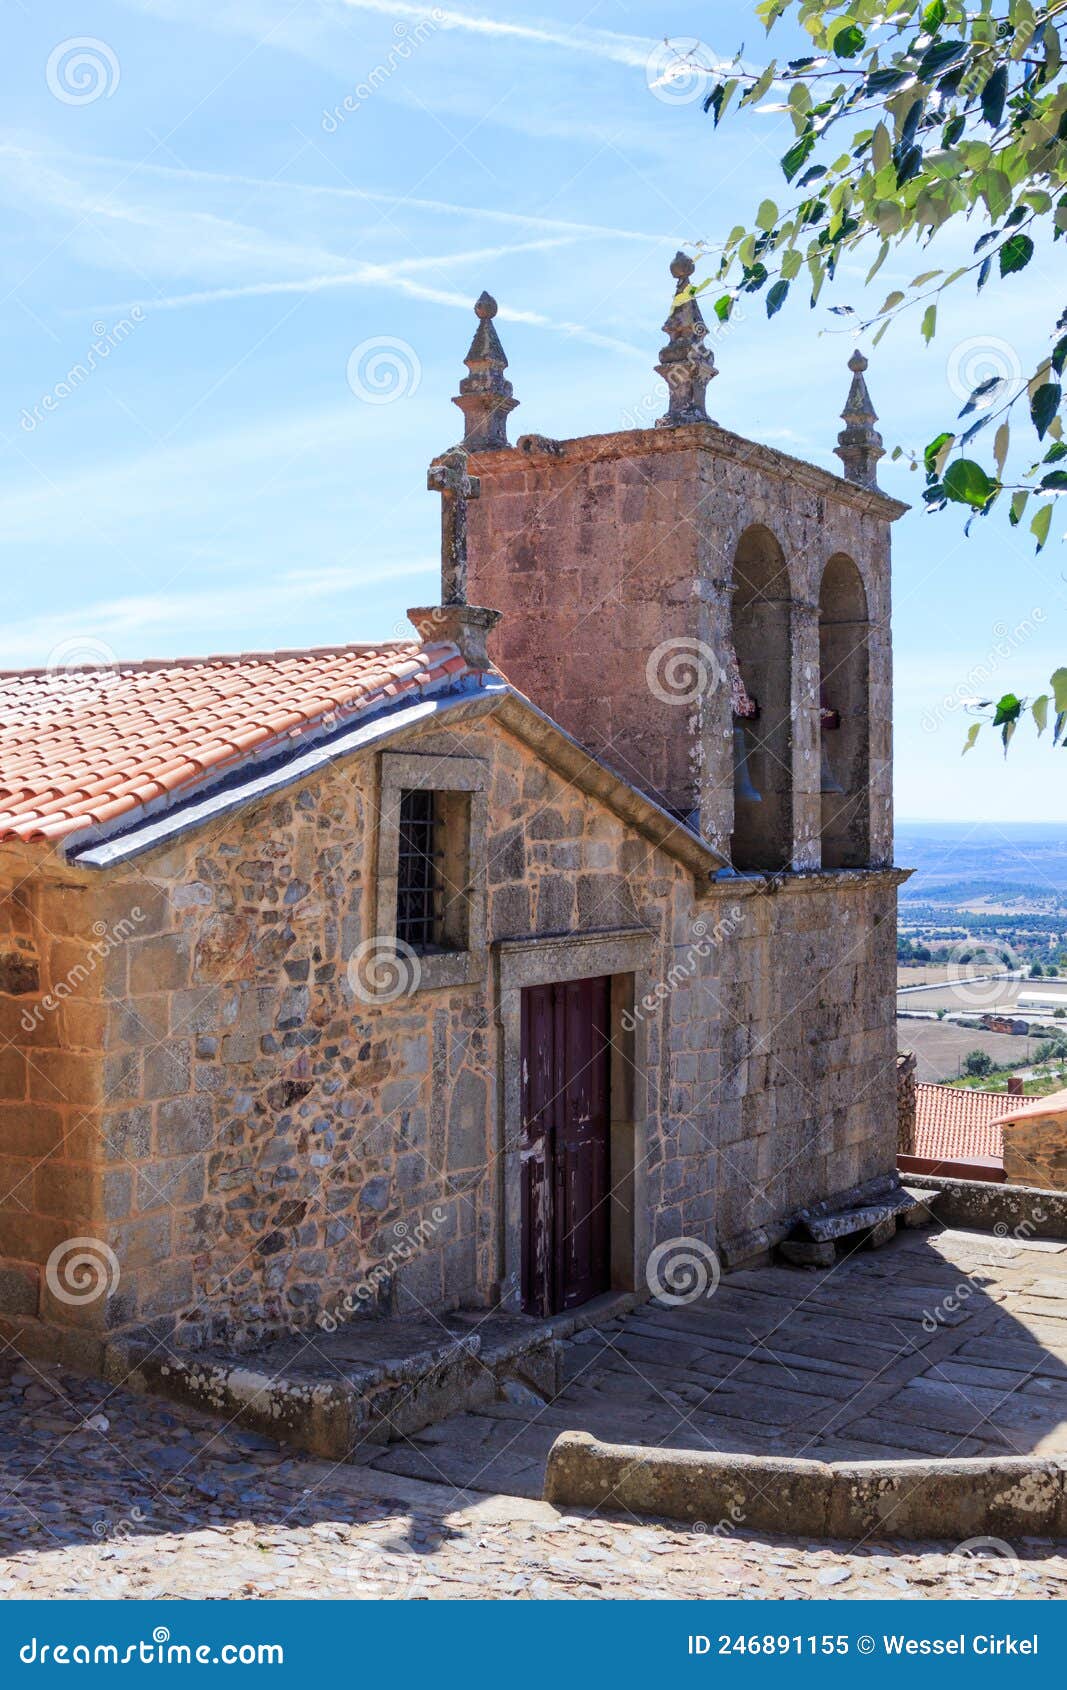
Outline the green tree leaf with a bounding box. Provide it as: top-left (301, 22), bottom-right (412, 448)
top-left (1032, 501), bottom-right (1055, 550)
top-left (833, 24), bottom-right (865, 58)
top-left (1031, 383), bottom-right (1062, 439)
top-left (942, 458), bottom-right (995, 508)
top-left (1000, 233), bottom-right (1035, 276)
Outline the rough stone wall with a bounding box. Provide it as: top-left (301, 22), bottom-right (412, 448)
top-left (0, 731), bottom-right (900, 1358)
top-left (1002, 1110), bottom-right (1067, 1191)
top-left (897, 1049), bottom-right (917, 1155)
top-left (696, 874), bottom-right (900, 1256)
top-left (13, 712), bottom-right (686, 1354)
top-left (0, 862), bottom-right (130, 1357)
top-left (466, 425), bottom-right (898, 867)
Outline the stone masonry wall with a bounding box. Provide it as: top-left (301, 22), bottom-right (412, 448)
top-left (0, 711), bottom-right (695, 1355)
top-left (695, 874), bottom-right (900, 1256)
top-left (466, 425), bottom-right (897, 867)
top-left (0, 724), bottom-right (900, 1358)
top-left (1002, 1108), bottom-right (1067, 1191)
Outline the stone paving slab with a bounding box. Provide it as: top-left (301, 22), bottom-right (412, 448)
top-left (359, 1227), bottom-right (1067, 1498)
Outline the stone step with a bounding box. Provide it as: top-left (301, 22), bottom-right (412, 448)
top-left (112, 1308), bottom-right (564, 1462)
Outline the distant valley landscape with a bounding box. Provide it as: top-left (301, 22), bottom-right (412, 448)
top-left (896, 821), bottom-right (1067, 1082)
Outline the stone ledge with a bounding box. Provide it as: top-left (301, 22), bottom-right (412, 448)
top-left (105, 1310), bottom-right (568, 1460)
top-left (904, 1173), bottom-right (1067, 1241)
top-left (543, 1432), bottom-right (1067, 1541)
top-left (701, 865), bottom-right (911, 901)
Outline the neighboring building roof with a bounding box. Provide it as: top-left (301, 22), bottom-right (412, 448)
top-left (0, 644), bottom-right (724, 878)
top-left (990, 1086), bottom-right (1067, 1126)
top-left (0, 643), bottom-right (470, 844)
top-left (914, 1081), bottom-right (1033, 1163)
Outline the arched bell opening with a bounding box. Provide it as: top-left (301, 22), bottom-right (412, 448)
top-left (729, 525), bottom-right (793, 871)
top-left (818, 555), bottom-right (871, 869)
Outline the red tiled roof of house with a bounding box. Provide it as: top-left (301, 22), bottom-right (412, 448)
top-left (0, 642), bottom-right (472, 845)
top-left (989, 1085), bottom-right (1067, 1124)
top-left (914, 1080), bottom-right (1034, 1162)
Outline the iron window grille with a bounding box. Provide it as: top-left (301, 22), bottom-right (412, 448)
top-left (396, 788), bottom-right (443, 951)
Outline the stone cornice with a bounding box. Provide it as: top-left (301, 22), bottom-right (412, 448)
top-left (699, 865), bottom-right (912, 900)
top-left (471, 423), bottom-right (909, 522)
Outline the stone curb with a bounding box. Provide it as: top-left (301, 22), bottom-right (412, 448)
top-left (543, 1432), bottom-right (1067, 1542)
top-left (902, 1174), bottom-right (1067, 1241)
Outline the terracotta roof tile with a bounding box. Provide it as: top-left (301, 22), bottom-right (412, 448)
top-left (989, 1085), bottom-right (1067, 1124)
top-left (0, 640), bottom-right (476, 846)
top-left (914, 1081), bottom-right (1034, 1162)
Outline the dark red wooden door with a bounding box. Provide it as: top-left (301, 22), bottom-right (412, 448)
top-left (520, 975), bottom-right (611, 1317)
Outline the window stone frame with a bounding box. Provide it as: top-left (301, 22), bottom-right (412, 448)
top-left (375, 751), bottom-right (489, 991)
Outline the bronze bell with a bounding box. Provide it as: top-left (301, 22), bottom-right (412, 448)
top-left (733, 722), bottom-right (761, 804)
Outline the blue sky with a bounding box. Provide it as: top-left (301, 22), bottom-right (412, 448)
top-left (1, 0), bottom-right (1064, 822)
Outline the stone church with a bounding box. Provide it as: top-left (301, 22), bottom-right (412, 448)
top-left (0, 258), bottom-right (906, 1372)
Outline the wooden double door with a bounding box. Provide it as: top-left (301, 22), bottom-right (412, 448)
top-left (520, 975), bottom-right (612, 1317)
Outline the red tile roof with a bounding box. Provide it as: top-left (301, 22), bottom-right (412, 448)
top-left (914, 1081), bottom-right (1033, 1163)
top-left (990, 1085), bottom-right (1067, 1124)
top-left (0, 642), bottom-right (472, 845)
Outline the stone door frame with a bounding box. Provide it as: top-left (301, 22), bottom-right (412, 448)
top-left (493, 927), bottom-right (654, 1314)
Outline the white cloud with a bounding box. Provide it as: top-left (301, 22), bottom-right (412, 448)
top-left (334, 0), bottom-right (653, 67)
top-left (0, 142), bottom-right (647, 356)
top-left (0, 562), bottom-right (432, 667)
top-left (46, 148), bottom-right (678, 246)
top-left (0, 405), bottom-right (370, 544)
top-left (124, 0), bottom-right (658, 70)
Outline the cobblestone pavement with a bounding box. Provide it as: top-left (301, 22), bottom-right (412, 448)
top-left (0, 1347), bottom-right (1064, 1600)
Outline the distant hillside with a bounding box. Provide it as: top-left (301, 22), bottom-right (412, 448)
top-left (896, 821), bottom-right (1067, 904)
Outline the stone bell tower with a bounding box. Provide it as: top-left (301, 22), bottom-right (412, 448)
top-left (461, 263), bottom-right (905, 870)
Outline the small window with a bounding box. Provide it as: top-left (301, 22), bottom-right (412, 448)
top-left (395, 788), bottom-right (471, 953)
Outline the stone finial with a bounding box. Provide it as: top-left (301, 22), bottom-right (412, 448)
top-left (655, 252), bottom-right (717, 428)
top-left (834, 350), bottom-right (884, 490)
top-left (410, 445), bottom-right (501, 670)
top-left (452, 291), bottom-right (518, 452)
